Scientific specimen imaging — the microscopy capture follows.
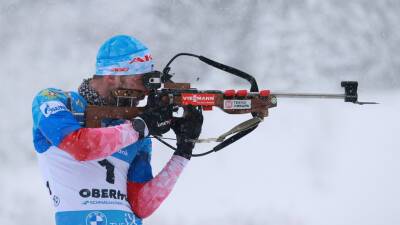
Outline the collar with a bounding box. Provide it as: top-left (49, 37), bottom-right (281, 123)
top-left (78, 78), bottom-right (107, 106)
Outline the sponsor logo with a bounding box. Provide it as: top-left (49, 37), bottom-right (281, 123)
top-left (181, 93), bottom-right (216, 106)
top-left (157, 119), bottom-right (171, 127)
top-left (223, 100), bottom-right (251, 109)
top-left (111, 67), bottom-right (129, 72)
top-left (79, 188), bottom-right (127, 201)
top-left (39, 101), bottom-right (67, 117)
top-left (224, 100), bottom-right (233, 109)
top-left (82, 200), bottom-right (125, 206)
top-left (117, 149), bottom-right (128, 156)
top-left (129, 54), bottom-right (152, 64)
top-left (86, 211), bottom-right (107, 225)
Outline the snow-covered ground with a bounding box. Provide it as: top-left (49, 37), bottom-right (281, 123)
top-left (1, 1), bottom-right (399, 224)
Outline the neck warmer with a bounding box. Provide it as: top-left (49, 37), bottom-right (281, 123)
top-left (78, 78), bottom-right (107, 106)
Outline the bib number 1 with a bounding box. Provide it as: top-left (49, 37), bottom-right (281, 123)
top-left (98, 159), bottom-right (115, 184)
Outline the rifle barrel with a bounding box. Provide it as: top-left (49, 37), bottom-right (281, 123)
top-left (270, 92), bottom-right (347, 100)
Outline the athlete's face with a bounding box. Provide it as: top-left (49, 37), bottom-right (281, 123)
top-left (120, 75), bottom-right (147, 92)
top-left (101, 75), bottom-right (146, 91)
top-left (100, 75), bottom-right (147, 105)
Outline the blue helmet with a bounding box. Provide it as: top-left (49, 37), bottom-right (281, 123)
top-left (95, 35), bottom-right (153, 75)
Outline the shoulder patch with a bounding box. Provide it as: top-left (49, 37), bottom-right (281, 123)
top-left (39, 101), bottom-right (68, 117)
top-left (40, 89), bottom-right (59, 99)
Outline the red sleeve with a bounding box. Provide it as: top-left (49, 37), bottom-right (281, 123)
top-left (127, 155), bottom-right (188, 218)
top-left (58, 123), bottom-right (140, 161)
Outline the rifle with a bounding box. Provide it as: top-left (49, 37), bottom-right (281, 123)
top-left (85, 53), bottom-right (377, 157)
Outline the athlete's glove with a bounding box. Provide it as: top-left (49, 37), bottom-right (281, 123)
top-left (132, 92), bottom-right (173, 138)
top-left (172, 106), bottom-right (203, 160)
top-left (140, 106), bottom-right (173, 136)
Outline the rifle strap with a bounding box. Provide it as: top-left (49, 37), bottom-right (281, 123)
top-left (193, 117), bottom-right (263, 143)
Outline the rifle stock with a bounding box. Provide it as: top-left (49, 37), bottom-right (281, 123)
top-left (84, 82), bottom-right (276, 128)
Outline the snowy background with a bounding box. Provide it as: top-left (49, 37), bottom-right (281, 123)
top-left (1, 0), bottom-right (399, 224)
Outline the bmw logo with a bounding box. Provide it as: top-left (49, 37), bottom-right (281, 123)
top-left (86, 211), bottom-right (107, 225)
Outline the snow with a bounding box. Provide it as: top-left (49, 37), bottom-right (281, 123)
top-left (1, 0), bottom-right (399, 225)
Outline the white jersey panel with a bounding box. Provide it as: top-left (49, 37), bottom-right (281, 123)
top-left (37, 146), bottom-right (132, 212)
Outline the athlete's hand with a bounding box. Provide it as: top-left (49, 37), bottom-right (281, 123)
top-left (133, 92), bottom-right (173, 137)
top-left (139, 106), bottom-right (173, 136)
top-left (172, 106), bottom-right (203, 160)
